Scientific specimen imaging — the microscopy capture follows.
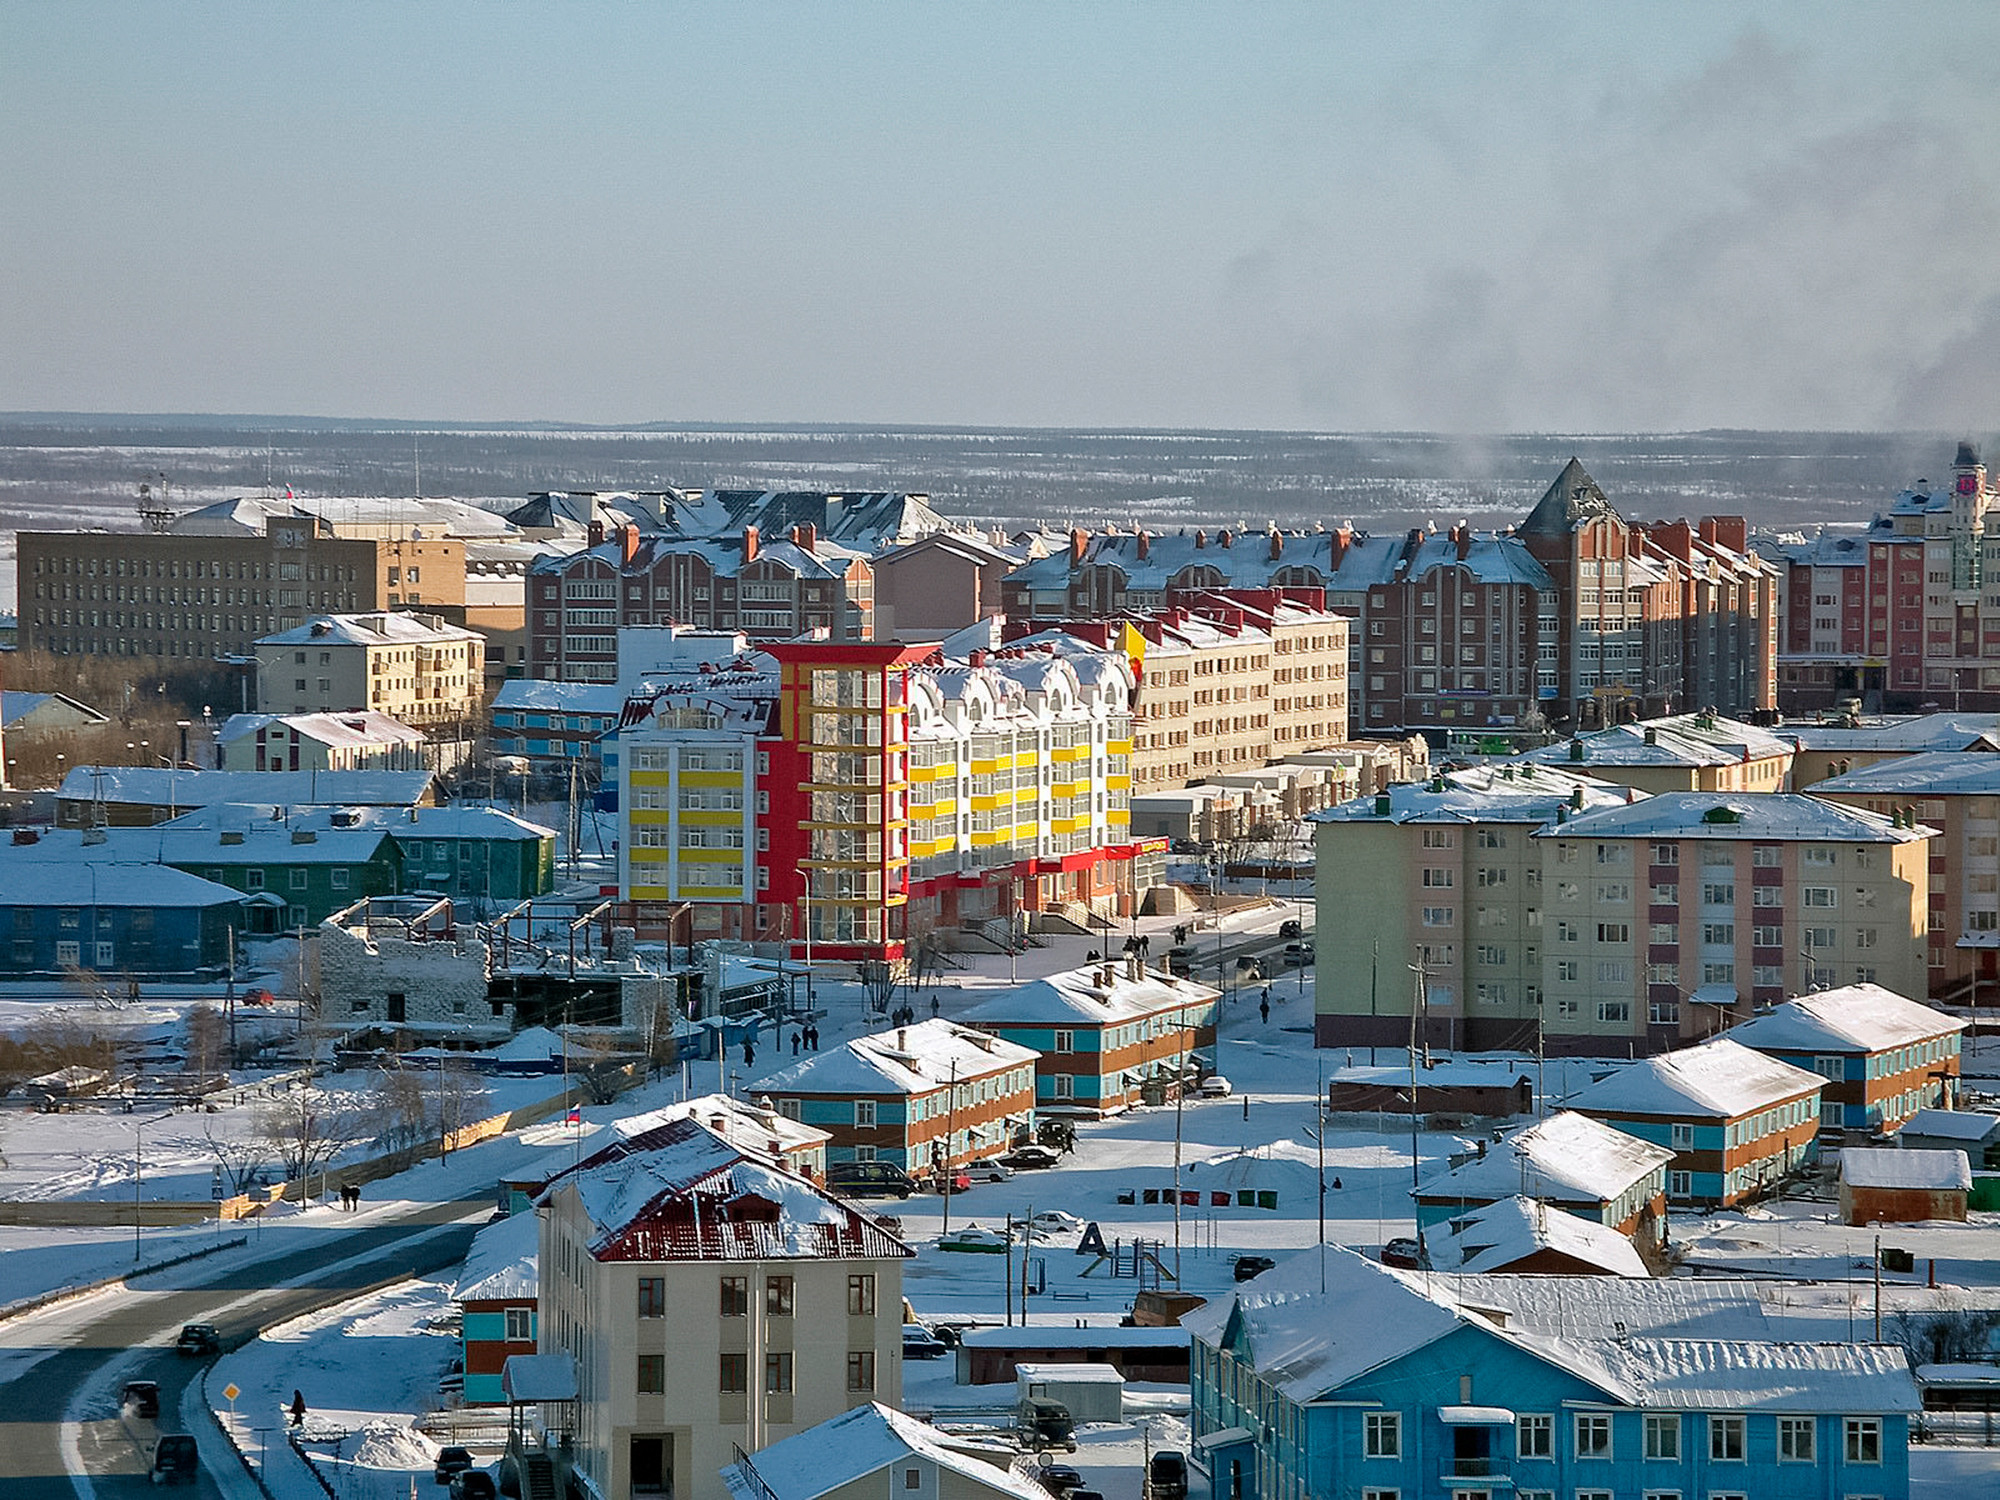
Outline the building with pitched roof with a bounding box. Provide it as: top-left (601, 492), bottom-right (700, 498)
top-left (720, 1401), bottom-right (1054, 1500)
top-left (0, 862), bottom-right (245, 978)
top-left (1569, 1037), bottom-right (1825, 1207)
top-left (256, 611), bottom-right (485, 726)
top-left (1185, 1246), bottom-right (1917, 1500)
top-left (1785, 711), bottom-right (2000, 789)
top-left (1411, 1110), bottom-right (1672, 1248)
top-left (958, 957), bottom-right (1219, 1115)
top-left (759, 1019), bottom-right (1039, 1175)
top-left (535, 1114), bottom-right (914, 1500)
top-left (1516, 711), bottom-right (1795, 794)
top-left (216, 709), bottom-right (432, 774)
top-left (1839, 1147), bottom-right (1972, 1226)
top-left (1722, 983), bottom-right (1962, 1133)
top-left (54, 764), bottom-right (435, 828)
top-left (453, 1211), bottom-right (539, 1405)
top-left (1424, 1195), bottom-right (1651, 1278)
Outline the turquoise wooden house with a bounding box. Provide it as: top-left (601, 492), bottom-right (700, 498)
top-left (452, 1211), bottom-right (538, 1406)
top-left (1186, 1247), bottom-right (1918, 1500)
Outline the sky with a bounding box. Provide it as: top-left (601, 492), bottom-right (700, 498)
top-left (3, 3), bottom-right (1998, 434)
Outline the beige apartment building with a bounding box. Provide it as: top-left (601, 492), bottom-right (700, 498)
top-left (256, 612), bottom-right (485, 725)
top-left (537, 1117), bottom-right (912, 1500)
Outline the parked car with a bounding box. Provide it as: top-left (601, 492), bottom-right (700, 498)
top-left (1278, 919), bottom-right (1303, 939)
top-left (152, 1433), bottom-right (199, 1486)
top-left (1381, 1237), bottom-right (1424, 1269)
top-left (121, 1380), bottom-right (160, 1420)
top-left (826, 1161), bottom-right (919, 1198)
top-left (1002, 1143), bottom-right (1061, 1170)
top-left (449, 1474), bottom-right (498, 1500)
top-left (1197, 1074), bottom-right (1233, 1098)
top-left (1028, 1209), bottom-right (1084, 1234)
top-left (1149, 1450), bottom-right (1189, 1500)
top-left (1235, 957), bottom-right (1268, 981)
top-left (1232, 1254), bottom-right (1276, 1282)
top-left (1283, 941), bottom-right (1315, 965)
top-left (1165, 946), bottom-right (1199, 977)
top-left (1036, 1463), bottom-right (1085, 1497)
top-left (902, 1323), bottom-right (950, 1360)
top-left (434, 1446), bottom-right (475, 1485)
top-left (964, 1159), bottom-right (1015, 1183)
top-left (176, 1322), bottom-right (221, 1356)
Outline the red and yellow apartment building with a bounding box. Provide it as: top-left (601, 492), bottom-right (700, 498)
top-left (618, 636), bottom-right (1147, 966)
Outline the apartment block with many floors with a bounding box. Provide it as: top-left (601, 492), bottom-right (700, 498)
top-left (535, 1116), bottom-right (912, 1500)
top-left (255, 612), bottom-right (485, 726)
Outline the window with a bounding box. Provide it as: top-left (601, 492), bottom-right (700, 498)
top-left (1709, 1415), bottom-right (1745, 1461)
top-left (847, 1351), bottom-right (876, 1391)
top-left (1361, 1491), bottom-right (1400, 1500)
top-left (718, 1353), bottom-right (747, 1393)
top-left (1597, 922), bottom-right (1629, 943)
top-left (1778, 1416), bottom-right (1815, 1462)
top-left (765, 1352), bottom-right (794, 1393)
top-left (1053, 1029), bottom-right (1074, 1052)
top-left (638, 1277), bottom-right (665, 1316)
top-left (637, 1354), bottom-right (665, 1393)
top-left (1844, 1416), bottom-right (1881, 1464)
top-left (1671, 1123), bottom-right (1695, 1148)
top-left (1364, 1411), bottom-right (1401, 1457)
top-left (720, 1275), bottom-right (748, 1317)
top-left (1669, 1170), bottom-right (1692, 1197)
top-left (1517, 1414), bottom-right (1552, 1458)
top-left (1804, 886), bottom-right (1837, 909)
top-left (505, 1307), bottom-right (532, 1341)
top-left (766, 1274), bottom-right (795, 1316)
top-left (847, 1273), bottom-right (876, 1316)
top-left (855, 1100), bottom-right (877, 1128)
top-left (1575, 1413), bottom-right (1612, 1458)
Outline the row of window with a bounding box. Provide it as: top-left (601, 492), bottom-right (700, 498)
top-left (1360, 1409), bottom-right (1881, 1465)
top-left (634, 1272), bottom-right (878, 1319)
top-left (636, 1350), bottom-right (876, 1395)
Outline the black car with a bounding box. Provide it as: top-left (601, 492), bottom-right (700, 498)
top-left (1036, 1463), bottom-right (1085, 1498)
top-left (152, 1433), bottom-right (199, 1485)
top-left (450, 1473), bottom-right (498, 1500)
top-left (1232, 1254), bottom-right (1276, 1282)
top-left (177, 1322), bottom-right (222, 1356)
top-left (434, 1446), bottom-right (475, 1484)
top-left (121, 1380), bottom-right (160, 1419)
top-left (1381, 1237), bottom-right (1424, 1269)
top-left (1149, 1450), bottom-right (1189, 1500)
top-left (1278, 919), bottom-right (1303, 939)
top-left (1001, 1143), bottom-right (1060, 1170)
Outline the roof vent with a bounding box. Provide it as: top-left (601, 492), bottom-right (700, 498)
top-left (1568, 738), bottom-right (1585, 762)
top-left (219, 830), bottom-right (245, 845)
top-left (1702, 805), bottom-right (1742, 825)
top-left (1643, 727), bottom-right (1657, 745)
top-left (1374, 793), bottom-right (1392, 816)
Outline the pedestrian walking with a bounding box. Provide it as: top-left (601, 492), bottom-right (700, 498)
top-left (1259, 997), bottom-right (1270, 1025)
top-left (791, 1031), bottom-right (802, 1056)
top-left (929, 994), bottom-right (940, 1019)
top-left (743, 1038), bottom-right (756, 1067)
top-left (290, 1390), bottom-right (306, 1428)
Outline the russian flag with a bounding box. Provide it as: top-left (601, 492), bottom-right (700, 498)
top-left (566, 1104), bottom-right (582, 1125)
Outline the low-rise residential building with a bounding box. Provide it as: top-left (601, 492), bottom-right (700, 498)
top-left (1411, 1109), bottom-right (1672, 1249)
top-left (1423, 1194), bottom-right (1650, 1277)
top-left (54, 765), bottom-right (435, 828)
top-left (0, 863), bottom-right (243, 978)
top-left (453, 1211), bottom-right (539, 1406)
top-left (958, 958), bottom-right (1219, 1115)
top-left (1, 690), bottom-right (109, 737)
top-left (1839, 1148), bottom-right (1971, 1226)
top-left (1310, 763), bottom-right (1633, 1053)
top-left (489, 678), bottom-right (625, 773)
top-left (1533, 792), bottom-right (1932, 1046)
top-left (760, 1019), bottom-right (1038, 1174)
top-left (1515, 711), bottom-right (1795, 794)
top-left (534, 1115), bottom-right (913, 1500)
top-left (1723, 983), bottom-right (1963, 1133)
top-left (1186, 1248), bottom-right (1918, 1500)
top-left (355, 804), bottom-right (557, 906)
top-left (1811, 750), bottom-right (2000, 1002)
top-left (1570, 1037), bottom-right (1824, 1207)
top-left (216, 709), bottom-right (432, 773)
top-left (256, 611), bottom-right (485, 726)
top-left (1898, 1106), bottom-right (2000, 1168)
top-left (721, 1402), bottom-right (1053, 1500)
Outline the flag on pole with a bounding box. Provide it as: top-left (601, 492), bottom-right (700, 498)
top-left (567, 1103), bottom-right (582, 1125)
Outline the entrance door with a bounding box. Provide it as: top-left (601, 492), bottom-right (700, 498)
top-left (630, 1434), bottom-right (671, 1496)
top-left (386, 991), bottom-right (406, 1023)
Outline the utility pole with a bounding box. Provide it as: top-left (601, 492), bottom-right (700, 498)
top-left (1407, 955), bottom-right (1426, 1191)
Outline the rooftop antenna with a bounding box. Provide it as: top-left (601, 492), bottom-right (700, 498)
top-left (414, 433), bottom-right (422, 504)
top-left (136, 473), bottom-right (174, 532)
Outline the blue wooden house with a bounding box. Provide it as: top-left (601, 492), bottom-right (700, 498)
top-left (1185, 1247), bottom-right (1917, 1500)
top-left (0, 862), bottom-right (244, 978)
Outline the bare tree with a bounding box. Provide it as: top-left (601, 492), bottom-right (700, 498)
top-left (367, 1069), bottom-right (431, 1156)
top-left (433, 1059), bottom-right (490, 1156)
top-left (201, 1119), bottom-right (271, 1196)
top-left (1892, 1295), bottom-right (2000, 1365)
top-left (253, 1084), bottom-right (369, 1188)
top-left (186, 1005), bottom-right (227, 1090)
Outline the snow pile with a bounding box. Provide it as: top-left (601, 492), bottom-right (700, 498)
top-left (350, 1420), bottom-right (439, 1468)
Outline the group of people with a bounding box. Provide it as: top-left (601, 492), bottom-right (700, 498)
top-left (886, 995), bottom-right (941, 1030)
top-left (787, 1023), bottom-right (823, 1056)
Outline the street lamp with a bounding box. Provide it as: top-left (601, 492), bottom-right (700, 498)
top-left (133, 1113), bottom-right (167, 1262)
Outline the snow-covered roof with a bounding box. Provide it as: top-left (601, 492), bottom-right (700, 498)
top-left (453, 1209), bottom-right (539, 1303)
top-left (1786, 713), bottom-right (2000, 755)
top-left (217, 709), bottom-right (425, 749)
top-left (1900, 1108), bottom-right (2000, 1143)
top-left (10, 806), bottom-right (397, 869)
top-left (543, 1115), bottom-right (909, 1264)
top-left (1813, 749), bottom-right (2000, 796)
top-left (721, 1402), bottom-right (1051, 1500)
top-left (1332, 1059), bottom-right (1538, 1094)
top-left (0, 861), bottom-right (245, 910)
top-left (958, 962), bottom-right (1219, 1030)
top-left (1517, 713), bottom-right (1794, 771)
top-left (1841, 1147), bottom-right (1973, 1192)
top-left (1534, 791), bottom-right (1928, 845)
top-left (1429, 1196), bottom-right (1650, 1278)
top-left (354, 804), bottom-right (555, 842)
top-left (608, 1094), bottom-right (830, 1159)
top-left (1589, 1338), bottom-right (1918, 1413)
top-left (762, 1019), bottom-right (1038, 1097)
top-left (491, 679), bottom-right (628, 716)
top-left (257, 610), bottom-right (483, 648)
top-left (1415, 1110), bottom-right (1673, 1206)
top-left (1570, 1038), bottom-right (1824, 1120)
top-left (56, 765), bottom-right (433, 810)
top-left (1725, 984), bottom-right (1963, 1055)
top-left (1, 690), bottom-right (108, 729)
top-left (1312, 762), bottom-right (1633, 826)
top-left (957, 1325), bottom-right (1190, 1350)
top-left (170, 492), bottom-right (521, 539)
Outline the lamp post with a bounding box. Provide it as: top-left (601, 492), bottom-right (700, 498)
top-left (132, 1113), bottom-right (166, 1262)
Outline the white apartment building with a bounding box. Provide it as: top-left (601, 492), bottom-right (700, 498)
top-left (256, 611), bottom-right (485, 726)
top-left (537, 1116), bottom-right (912, 1500)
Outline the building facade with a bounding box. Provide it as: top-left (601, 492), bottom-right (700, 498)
top-left (256, 611), bottom-right (486, 726)
top-left (1724, 983), bottom-right (1963, 1133)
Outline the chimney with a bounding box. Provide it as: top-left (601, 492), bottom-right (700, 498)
top-left (1069, 527), bottom-right (1088, 566)
top-left (970, 649), bottom-right (987, 668)
top-left (1219, 529), bottom-right (1233, 548)
top-left (620, 523), bottom-right (640, 565)
top-left (1136, 531), bottom-right (1150, 562)
top-left (1455, 523), bottom-right (1472, 562)
top-left (797, 521), bottom-right (816, 553)
top-left (1194, 530), bottom-right (1206, 550)
top-left (1329, 524), bottom-right (1351, 569)
top-left (897, 1027), bottom-right (907, 1051)
top-left (587, 520), bottom-right (604, 547)
top-left (742, 524), bottom-right (760, 564)
top-left (1269, 530), bottom-right (1283, 562)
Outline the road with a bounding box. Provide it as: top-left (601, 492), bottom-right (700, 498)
top-left (0, 1197), bottom-right (487, 1499)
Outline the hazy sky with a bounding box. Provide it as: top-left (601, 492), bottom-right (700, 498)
top-left (4, 4), bottom-right (1997, 433)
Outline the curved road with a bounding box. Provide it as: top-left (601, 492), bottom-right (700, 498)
top-left (0, 1196), bottom-right (489, 1498)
